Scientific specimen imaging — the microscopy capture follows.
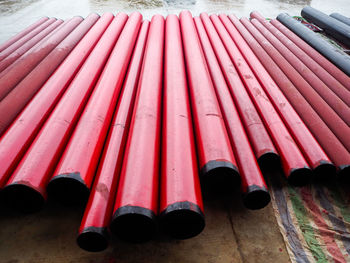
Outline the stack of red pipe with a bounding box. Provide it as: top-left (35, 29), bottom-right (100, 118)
top-left (0, 10), bottom-right (348, 252)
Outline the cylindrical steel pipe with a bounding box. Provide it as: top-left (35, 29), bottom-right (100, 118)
top-left (0, 13), bottom-right (114, 190)
top-left (251, 11), bottom-right (350, 107)
top-left (109, 15), bottom-right (164, 243)
top-left (330, 13), bottom-right (350, 27)
top-left (250, 17), bottom-right (350, 125)
top-left (228, 15), bottom-right (350, 178)
top-left (240, 17), bottom-right (350, 152)
top-left (47, 12), bottom-right (143, 204)
top-left (159, 15), bottom-right (205, 239)
top-left (276, 13), bottom-right (350, 76)
top-left (77, 20), bottom-right (149, 252)
top-left (0, 17), bottom-right (49, 52)
top-left (1, 14), bottom-right (128, 213)
top-left (221, 14), bottom-right (335, 180)
top-left (179, 11), bottom-right (240, 191)
top-left (0, 19), bottom-right (64, 74)
top-left (0, 18), bottom-right (57, 63)
top-left (0, 17), bottom-right (83, 101)
top-left (195, 14), bottom-right (270, 208)
top-left (270, 19), bottom-right (350, 91)
top-left (209, 14), bottom-right (312, 185)
top-left (190, 15), bottom-right (279, 173)
top-left (301, 6), bottom-right (350, 47)
top-left (0, 13), bottom-right (100, 136)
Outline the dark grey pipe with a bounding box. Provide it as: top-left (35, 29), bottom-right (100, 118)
top-left (301, 6), bottom-right (350, 47)
top-left (277, 13), bottom-right (350, 76)
top-left (330, 13), bottom-right (350, 27)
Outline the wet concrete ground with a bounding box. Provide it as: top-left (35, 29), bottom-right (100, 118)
top-left (0, 0), bottom-right (349, 43)
top-left (0, 186), bottom-right (290, 263)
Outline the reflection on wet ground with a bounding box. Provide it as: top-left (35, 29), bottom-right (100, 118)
top-left (0, 0), bottom-right (349, 43)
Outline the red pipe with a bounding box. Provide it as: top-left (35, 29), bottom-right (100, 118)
top-left (0, 18), bottom-right (57, 63)
top-left (0, 17), bottom-right (49, 52)
top-left (196, 14), bottom-right (278, 171)
top-left (194, 15), bottom-right (270, 209)
top-left (240, 18), bottom-right (350, 152)
top-left (159, 14), bottom-right (205, 240)
top-left (270, 19), bottom-right (350, 92)
top-left (251, 12), bottom-right (350, 107)
top-left (0, 13), bottom-right (114, 190)
top-left (220, 14), bottom-right (335, 179)
top-left (1, 13), bottom-right (128, 213)
top-left (178, 11), bottom-right (240, 192)
top-left (47, 12), bottom-right (142, 204)
top-left (228, 15), bottom-right (350, 178)
top-left (250, 17), bottom-right (350, 125)
top-left (0, 19), bottom-right (64, 73)
top-left (77, 20), bottom-right (149, 252)
top-left (109, 15), bottom-right (164, 243)
top-left (0, 17), bottom-right (82, 101)
top-left (0, 13), bottom-right (100, 136)
top-left (209, 14), bottom-right (312, 185)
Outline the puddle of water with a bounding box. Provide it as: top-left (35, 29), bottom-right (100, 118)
top-left (0, 0), bottom-right (349, 44)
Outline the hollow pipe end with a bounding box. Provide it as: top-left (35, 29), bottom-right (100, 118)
top-left (257, 151), bottom-right (281, 172)
top-left (47, 173), bottom-right (90, 205)
top-left (77, 227), bottom-right (109, 252)
top-left (159, 201), bottom-right (205, 239)
top-left (110, 206), bottom-right (157, 243)
top-left (200, 160), bottom-right (241, 191)
top-left (288, 167), bottom-right (313, 186)
top-left (1, 183), bottom-right (45, 213)
top-left (242, 185), bottom-right (271, 210)
top-left (337, 164), bottom-right (350, 183)
top-left (313, 161), bottom-right (337, 181)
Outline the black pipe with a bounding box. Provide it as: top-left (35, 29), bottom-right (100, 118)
top-left (330, 13), bottom-right (350, 27)
top-left (277, 13), bottom-right (350, 76)
top-left (301, 6), bottom-right (350, 47)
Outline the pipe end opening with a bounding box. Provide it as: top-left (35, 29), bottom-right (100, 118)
top-left (110, 206), bottom-right (157, 243)
top-left (159, 201), bottom-right (205, 239)
top-left (257, 151), bottom-right (281, 172)
top-left (47, 173), bottom-right (90, 205)
top-left (200, 160), bottom-right (240, 193)
top-left (77, 227), bottom-right (109, 252)
top-left (313, 162), bottom-right (337, 182)
top-left (338, 164), bottom-right (350, 183)
top-left (288, 167), bottom-right (312, 186)
top-left (1, 183), bottom-right (45, 213)
top-left (243, 185), bottom-right (271, 210)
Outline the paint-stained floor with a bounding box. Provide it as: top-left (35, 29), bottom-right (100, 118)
top-left (0, 183), bottom-right (290, 263)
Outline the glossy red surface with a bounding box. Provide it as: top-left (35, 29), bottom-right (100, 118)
top-left (0, 13), bottom-right (114, 189)
top-left (251, 17), bottom-right (350, 125)
top-left (240, 18), bottom-right (350, 153)
top-left (194, 15), bottom-right (268, 196)
top-left (0, 13), bottom-right (99, 136)
top-left (229, 14), bottom-right (350, 175)
top-left (179, 11), bottom-right (238, 178)
top-left (220, 14), bottom-right (334, 174)
top-left (112, 14), bottom-right (164, 213)
top-left (78, 19), bottom-right (149, 239)
top-left (0, 17), bottom-right (82, 101)
top-left (270, 19), bottom-right (350, 91)
top-left (3, 13), bottom-right (128, 204)
top-left (48, 12), bottom-right (142, 200)
top-left (251, 12), bottom-right (350, 107)
top-left (160, 15), bottom-right (203, 212)
top-left (0, 17), bottom-right (49, 52)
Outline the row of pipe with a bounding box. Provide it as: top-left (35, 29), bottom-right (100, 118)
top-left (0, 10), bottom-right (349, 252)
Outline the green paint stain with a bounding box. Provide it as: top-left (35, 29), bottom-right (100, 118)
top-left (287, 186), bottom-right (328, 263)
top-left (326, 183), bottom-right (350, 224)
